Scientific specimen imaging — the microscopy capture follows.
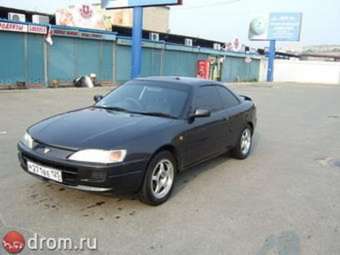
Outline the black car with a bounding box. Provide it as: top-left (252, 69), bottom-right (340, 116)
top-left (18, 77), bottom-right (256, 205)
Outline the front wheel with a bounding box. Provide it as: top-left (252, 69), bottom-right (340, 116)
top-left (232, 125), bottom-right (253, 159)
top-left (139, 151), bottom-right (176, 206)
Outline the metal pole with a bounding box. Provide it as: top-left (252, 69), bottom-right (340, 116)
top-left (24, 33), bottom-right (28, 86)
top-left (131, 6), bottom-right (143, 79)
top-left (267, 40), bottom-right (276, 82)
top-left (160, 41), bottom-right (166, 76)
top-left (112, 41), bottom-right (116, 84)
top-left (43, 41), bottom-right (48, 87)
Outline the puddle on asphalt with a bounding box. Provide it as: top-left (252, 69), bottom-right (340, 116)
top-left (25, 182), bottom-right (141, 222)
top-left (316, 157), bottom-right (340, 169)
top-left (333, 160), bottom-right (340, 168)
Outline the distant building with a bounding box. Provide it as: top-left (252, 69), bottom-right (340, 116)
top-left (299, 53), bottom-right (340, 62)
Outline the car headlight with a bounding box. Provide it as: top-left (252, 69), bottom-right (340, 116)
top-left (68, 149), bottom-right (127, 164)
top-left (21, 132), bottom-right (34, 149)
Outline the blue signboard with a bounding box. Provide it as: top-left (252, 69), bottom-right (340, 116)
top-left (267, 12), bottom-right (302, 41)
top-left (249, 12), bottom-right (302, 41)
top-left (248, 13), bottom-right (302, 82)
top-left (102, 0), bottom-right (182, 9)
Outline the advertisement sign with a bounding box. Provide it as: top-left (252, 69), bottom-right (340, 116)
top-left (51, 28), bottom-right (116, 41)
top-left (249, 12), bottom-right (302, 41)
top-left (0, 22), bottom-right (27, 33)
top-left (28, 25), bottom-right (48, 34)
top-left (197, 60), bottom-right (210, 80)
top-left (0, 21), bottom-right (47, 35)
top-left (56, 5), bottom-right (106, 30)
top-left (102, 0), bottom-right (182, 9)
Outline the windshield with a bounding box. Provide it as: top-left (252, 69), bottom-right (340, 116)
top-left (96, 81), bottom-right (190, 118)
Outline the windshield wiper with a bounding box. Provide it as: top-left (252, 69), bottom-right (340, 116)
top-left (138, 112), bottom-right (177, 119)
top-left (95, 106), bottom-right (176, 118)
top-left (94, 105), bottom-right (130, 112)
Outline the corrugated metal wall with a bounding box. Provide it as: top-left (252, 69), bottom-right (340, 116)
top-left (47, 37), bottom-right (113, 83)
top-left (114, 45), bottom-right (214, 83)
top-left (222, 56), bottom-right (260, 82)
top-left (163, 50), bottom-right (197, 77)
top-left (115, 45), bottom-right (131, 83)
top-left (141, 47), bottom-right (162, 77)
top-left (27, 34), bottom-right (45, 85)
top-left (0, 32), bottom-right (25, 85)
top-left (0, 29), bottom-right (260, 87)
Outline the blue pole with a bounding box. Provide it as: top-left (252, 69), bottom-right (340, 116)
top-left (267, 40), bottom-right (276, 82)
top-left (131, 6), bottom-right (143, 79)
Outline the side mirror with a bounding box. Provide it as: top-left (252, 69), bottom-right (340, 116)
top-left (93, 95), bottom-right (103, 103)
top-left (190, 109), bottom-right (211, 118)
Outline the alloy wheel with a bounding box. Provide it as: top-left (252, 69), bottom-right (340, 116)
top-left (240, 128), bottom-right (252, 155)
top-left (150, 159), bottom-right (175, 199)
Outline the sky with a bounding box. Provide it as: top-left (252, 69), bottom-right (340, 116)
top-left (0, 0), bottom-right (339, 48)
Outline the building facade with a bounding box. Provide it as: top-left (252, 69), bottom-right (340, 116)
top-left (0, 21), bottom-right (260, 88)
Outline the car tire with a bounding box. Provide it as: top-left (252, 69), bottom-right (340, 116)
top-left (231, 125), bottom-right (253, 160)
top-left (139, 151), bottom-right (177, 206)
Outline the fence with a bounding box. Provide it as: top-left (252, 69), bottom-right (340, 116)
top-left (273, 59), bottom-right (340, 85)
top-left (0, 21), bottom-right (261, 87)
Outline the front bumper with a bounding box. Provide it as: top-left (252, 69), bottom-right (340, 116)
top-left (18, 143), bottom-right (147, 193)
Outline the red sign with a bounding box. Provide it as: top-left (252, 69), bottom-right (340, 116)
top-left (28, 25), bottom-right (47, 34)
top-left (197, 60), bottom-right (210, 80)
top-left (0, 22), bottom-right (48, 35)
top-left (0, 21), bottom-right (116, 41)
top-left (0, 22), bottom-right (27, 33)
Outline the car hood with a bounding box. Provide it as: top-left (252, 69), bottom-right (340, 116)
top-left (29, 107), bottom-right (175, 150)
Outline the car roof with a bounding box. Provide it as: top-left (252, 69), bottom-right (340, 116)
top-left (136, 76), bottom-right (222, 87)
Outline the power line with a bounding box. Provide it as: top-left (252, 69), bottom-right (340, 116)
top-left (172, 0), bottom-right (241, 10)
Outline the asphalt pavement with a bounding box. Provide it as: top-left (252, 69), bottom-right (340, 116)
top-left (0, 82), bottom-right (340, 255)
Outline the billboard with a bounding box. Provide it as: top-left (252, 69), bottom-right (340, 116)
top-left (249, 12), bottom-right (302, 41)
top-left (102, 0), bottom-right (182, 9)
top-left (56, 5), bottom-right (107, 30)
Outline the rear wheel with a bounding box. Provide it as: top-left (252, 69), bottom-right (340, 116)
top-left (139, 151), bottom-right (176, 206)
top-left (232, 125), bottom-right (253, 159)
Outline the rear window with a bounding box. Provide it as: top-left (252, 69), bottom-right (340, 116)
top-left (216, 86), bottom-right (240, 108)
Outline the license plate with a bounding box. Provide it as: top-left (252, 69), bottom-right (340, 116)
top-left (27, 161), bottom-right (63, 183)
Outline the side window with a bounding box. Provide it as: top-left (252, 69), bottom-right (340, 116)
top-left (195, 86), bottom-right (224, 112)
top-left (216, 86), bottom-right (240, 108)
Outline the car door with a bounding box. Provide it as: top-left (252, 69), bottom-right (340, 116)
top-left (182, 85), bottom-right (227, 167)
top-left (215, 85), bottom-right (243, 148)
